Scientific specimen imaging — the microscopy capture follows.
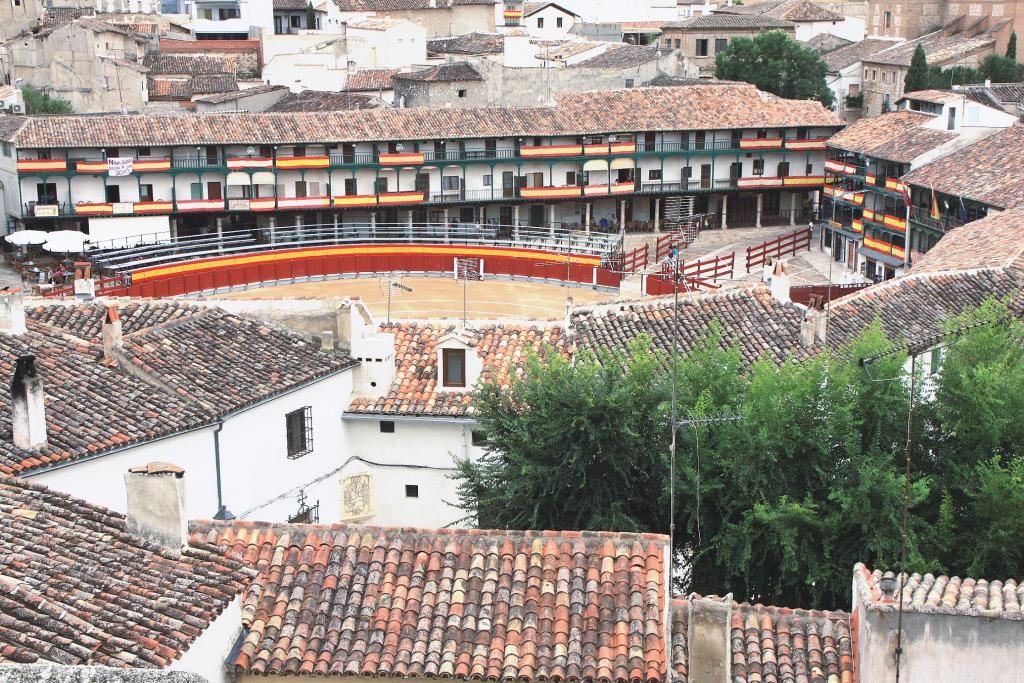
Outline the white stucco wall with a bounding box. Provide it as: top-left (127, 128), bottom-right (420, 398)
top-left (524, 5), bottom-right (577, 39)
top-left (171, 594), bottom-right (243, 683)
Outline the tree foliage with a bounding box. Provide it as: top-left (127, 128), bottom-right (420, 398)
top-left (904, 44), bottom-right (930, 93)
top-left (1008, 31), bottom-right (1017, 61)
top-left (22, 86), bottom-right (73, 115)
top-left (456, 299), bottom-right (1024, 609)
top-left (714, 31), bottom-right (835, 109)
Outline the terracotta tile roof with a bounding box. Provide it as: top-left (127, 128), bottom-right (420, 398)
top-left (147, 77), bottom-right (192, 101)
top-left (536, 40), bottom-right (604, 61)
top-left (10, 84), bottom-right (842, 148)
top-left (821, 37), bottom-right (899, 72)
top-left (348, 322), bottom-right (569, 416)
top-left (669, 598), bottom-right (854, 682)
top-left (334, 0), bottom-right (495, 8)
top-left (572, 288), bottom-right (816, 366)
top-left (142, 53), bottom-right (239, 75)
top-left (866, 32), bottom-right (995, 67)
top-left (826, 270), bottom-right (1024, 348)
top-left (148, 74), bottom-right (238, 101)
top-left (188, 73), bottom-right (239, 95)
top-left (664, 14), bottom-right (796, 29)
top-left (0, 477), bottom-right (251, 667)
top-left (571, 45), bottom-right (660, 69)
top-left (192, 520), bottom-right (670, 680)
top-left (112, 306), bottom-right (358, 413)
top-left (0, 115), bottom-right (28, 142)
top-left (826, 110), bottom-right (956, 163)
top-left (854, 563), bottom-right (1023, 620)
top-left (344, 67), bottom-right (399, 91)
top-left (804, 32), bottom-right (852, 52)
top-left (984, 82), bottom-right (1024, 105)
top-left (427, 32), bottom-right (504, 56)
top-left (901, 125), bottom-right (1024, 210)
top-left (523, 1), bottom-right (578, 16)
top-left (899, 88), bottom-right (967, 104)
top-left (264, 89), bottom-right (381, 111)
top-left (909, 204), bottom-right (1024, 274)
top-left (192, 83), bottom-right (288, 105)
top-left (1, 302), bottom-right (357, 474)
top-left (274, 0), bottom-right (310, 8)
top-left (716, 0), bottom-right (844, 21)
top-left (39, 6), bottom-right (91, 28)
top-left (0, 317), bottom-right (212, 476)
top-left (394, 62), bottom-right (483, 82)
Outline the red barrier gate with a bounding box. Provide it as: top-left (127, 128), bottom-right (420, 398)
top-left (616, 243), bottom-right (649, 273)
top-left (789, 282), bottom-right (869, 306)
top-left (644, 252), bottom-right (735, 296)
top-left (745, 227), bottom-right (812, 272)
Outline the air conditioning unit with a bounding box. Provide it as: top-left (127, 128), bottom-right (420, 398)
top-left (10, 103), bottom-right (24, 114)
top-left (608, 135), bottom-right (618, 142)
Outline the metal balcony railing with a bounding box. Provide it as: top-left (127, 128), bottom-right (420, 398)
top-left (86, 222), bottom-right (623, 273)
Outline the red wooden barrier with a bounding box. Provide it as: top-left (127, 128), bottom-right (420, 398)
top-left (615, 244), bottom-right (649, 273)
top-left (745, 227), bottom-right (812, 272)
top-left (789, 282), bottom-right (869, 306)
top-left (645, 253), bottom-right (735, 296)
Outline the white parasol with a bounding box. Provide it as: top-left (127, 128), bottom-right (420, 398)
top-left (4, 229), bottom-right (50, 246)
top-left (42, 230), bottom-right (90, 253)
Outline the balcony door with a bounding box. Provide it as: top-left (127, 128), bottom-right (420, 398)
top-left (207, 181), bottom-right (222, 200)
top-left (700, 164), bottom-right (711, 189)
top-left (502, 171), bottom-right (515, 198)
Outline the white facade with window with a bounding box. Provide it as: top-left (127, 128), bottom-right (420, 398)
top-left (523, 3), bottom-right (577, 39)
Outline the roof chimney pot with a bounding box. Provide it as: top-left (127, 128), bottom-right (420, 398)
top-left (0, 289), bottom-right (27, 336)
top-left (11, 355), bottom-right (47, 450)
top-left (125, 462), bottom-right (188, 550)
top-left (102, 305), bottom-right (123, 365)
top-left (321, 330), bottom-right (335, 351)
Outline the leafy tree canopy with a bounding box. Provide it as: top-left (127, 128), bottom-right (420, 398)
top-left (714, 31), bottom-right (836, 109)
top-left (22, 86), bottom-right (73, 115)
top-left (456, 299), bottom-right (1024, 608)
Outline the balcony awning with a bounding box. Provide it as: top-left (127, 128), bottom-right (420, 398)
top-left (226, 172), bottom-right (251, 186)
top-left (583, 159), bottom-right (608, 172)
top-left (610, 158), bottom-right (635, 170)
top-left (251, 171), bottom-right (276, 185)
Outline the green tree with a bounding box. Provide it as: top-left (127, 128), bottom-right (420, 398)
top-left (981, 54), bottom-right (1024, 83)
top-left (714, 31), bottom-right (835, 109)
top-left (455, 336), bottom-right (671, 532)
top-left (904, 44), bottom-right (930, 93)
top-left (306, 2), bottom-right (317, 29)
top-left (1007, 31), bottom-right (1017, 60)
top-left (21, 86), bottom-right (73, 115)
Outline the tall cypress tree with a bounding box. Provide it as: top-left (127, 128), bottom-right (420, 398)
top-left (904, 44), bottom-right (930, 93)
top-left (1007, 32), bottom-right (1017, 61)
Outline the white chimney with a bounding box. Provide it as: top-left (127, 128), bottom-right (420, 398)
top-left (102, 305), bottom-right (123, 365)
top-left (686, 596), bottom-right (733, 680)
top-left (800, 312), bottom-right (816, 347)
top-left (0, 289), bottom-right (26, 335)
top-left (340, 298), bottom-right (396, 398)
top-left (125, 462), bottom-right (188, 549)
top-left (321, 330), bottom-right (335, 351)
top-left (11, 355), bottom-right (46, 450)
top-left (768, 260), bottom-right (791, 303)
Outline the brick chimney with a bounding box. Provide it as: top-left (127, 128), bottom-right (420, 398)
top-left (686, 595), bottom-right (733, 681)
top-left (11, 355), bottom-right (46, 450)
top-left (0, 289), bottom-right (26, 335)
top-left (124, 462), bottom-right (188, 549)
top-left (102, 305), bottom-right (123, 365)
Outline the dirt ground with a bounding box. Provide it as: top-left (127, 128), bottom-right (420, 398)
top-left (218, 276), bottom-right (617, 320)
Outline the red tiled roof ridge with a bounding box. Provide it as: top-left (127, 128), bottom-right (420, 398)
top-left (569, 285), bottom-right (773, 317)
top-left (192, 518), bottom-right (670, 542)
top-left (853, 562), bottom-right (1024, 620)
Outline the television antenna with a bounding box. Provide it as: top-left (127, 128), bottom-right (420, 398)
top-left (454, 257), bottom-right (483, 328)
top-left (379, 275), bottom-right (413, 324)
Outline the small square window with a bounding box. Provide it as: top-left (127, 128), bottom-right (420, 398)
top-left (483, 174), bottom-right (493, 186)
top-left (752, 159), bottom-right (764, 176)
top-left (380, 420), bottom-right (395, 433)
top-left (443, 348), bottom-right (467, 387)
top-left (625, 78), bottom-right (635, 88)
top-left (286, 407), bottom-right (312, 459)
top-left (137, 147), bottom-right (151, 157)
top-left (458, 89), bottom-right (467, 98)
top-left (556, 17), bottom-right (563, 27)
top-left (648, 169), bottom-right (662, 180)
top-left (405, 484), bottom-right (419, 498)
top-left (471, 430), bottom-right (486, 446)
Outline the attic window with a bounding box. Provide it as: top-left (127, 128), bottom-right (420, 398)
top-left (442, 348), bottom-right (466, 387)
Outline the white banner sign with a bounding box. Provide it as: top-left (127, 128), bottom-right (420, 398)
top-left (107, 157), bottom-right (134, 177)
top-left (112, 202), bottom-right (134, 215)
top-left (34, 204), bottom-right (58, 217)
top-left (228, 199), bottom-right (251, 211)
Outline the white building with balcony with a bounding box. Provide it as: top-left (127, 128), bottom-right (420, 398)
top-left (188, 0), bottom-right (273, 38)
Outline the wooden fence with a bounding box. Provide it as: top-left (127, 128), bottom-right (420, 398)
top-left (789, 282), bottom-right (869, 307)
top-left (644, 252), bottom-right (736, 296)
top-left (745, 227), bottom-right (812, 272)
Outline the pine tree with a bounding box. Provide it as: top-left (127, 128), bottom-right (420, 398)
top-left (904, 44), bottom-right (930, 94)
top-left (1007, 32), bottom-right (1017, 61)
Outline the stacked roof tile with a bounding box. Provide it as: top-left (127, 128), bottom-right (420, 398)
top-left (665, 14), bottom-right (796, 29)
top-left (10, 84), bottom-right (842, 148)
top-left (428, 32), bottom-right (505, 56)
top-left (192, 520), bottom-right (670, 680)
top-left (715, 0), bottom-right (844, 21)
top-left (348, 322), bottom-right (569, 416)
top-left (854, 564), bottom-right (1023, 620)
top-left (901, 125), bottom-right (1024, 210)
top-left (192, 83), bottom-right (289, 105)
top-left (571, 45), bottom-right (660, 69)
top-left (826, 110), bottom-right (956, 163)
top-left (395, 62), bottom-right (483, 82)
top-left (344, 68), bottom-right (399, 91)
top-left (265, 89), bottom-right (382, 112)
top-left (0, 302), bottom-right (356, 474)
top-left (0, 477), bottom-right (251, 667)
top-left (141, 54), bottom-right (239, 75)
top-left (866, 32), bottom-right (995, 67)
top-left (572, 289), bottom-right (816, 366)
top-left (821, 37), bottom-right (898, 72)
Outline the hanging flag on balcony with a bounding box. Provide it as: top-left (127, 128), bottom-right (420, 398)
top-left (958, 197), bottom-right (969, 224)
top-left (107, 157), bottom-right (134, 177)
top-left (930, 187), bottom-right (940, 220)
